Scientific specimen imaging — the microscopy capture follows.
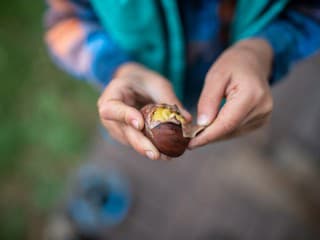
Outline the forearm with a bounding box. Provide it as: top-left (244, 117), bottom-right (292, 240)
top-left (45, 0), bottom-right (131, 87)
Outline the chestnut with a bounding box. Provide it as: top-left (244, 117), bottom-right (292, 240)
top-left (140, 103), bottom-right (204, 158)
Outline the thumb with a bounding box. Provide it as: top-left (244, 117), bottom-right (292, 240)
top-left (197, 71), bottom-right (229, 126)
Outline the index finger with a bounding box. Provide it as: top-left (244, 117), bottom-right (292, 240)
top-left (98, 99), bottom-right (144, 130)
top-left (189, 92), bottom-right (254, 148)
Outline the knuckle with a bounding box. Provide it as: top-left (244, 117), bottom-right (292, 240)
top-left (262, 96), bottom-right (274, 115)
top-left (256, 88), bottom-right (265, 101)
top-left (98, 101), bottom-right (111, 118)
top-left (203, 135), bottom-right (212, 145)
top-left (117, 107), bottom-right (126, 122)
top-left (252, 86), bottom-right (265, 103)
top-left (206, 69), bottom-right (229, 82)
top-left (97, 103), bottom-right (105, 118)
top-left (97, 97), bottom-right (104, 110)
top-left (264, 104), bottom-right (273, 116)
top-left (221, 118), bottom-right (237, 133)
top-left (124, 110), bottom-right (132, 124)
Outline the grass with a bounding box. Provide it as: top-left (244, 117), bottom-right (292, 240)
top-left (0, 1), bottom-right (99, 239)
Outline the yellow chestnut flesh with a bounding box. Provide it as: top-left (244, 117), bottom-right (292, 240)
top-left (152, 107), bottom-right (185, 124)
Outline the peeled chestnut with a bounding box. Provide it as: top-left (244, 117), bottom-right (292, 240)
top-left (140, 103), bottom-right (204, 158)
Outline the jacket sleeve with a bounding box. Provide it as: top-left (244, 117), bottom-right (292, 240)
top-left (255, 1), bottom-right (320, 84)
top-left (45, 0), bottom-right (131, 87)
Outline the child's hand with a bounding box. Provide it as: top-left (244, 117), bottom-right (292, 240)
top-left (97, 63), bottom-right (191, 160)
top-left (189, 38), bottom-right (274, 148)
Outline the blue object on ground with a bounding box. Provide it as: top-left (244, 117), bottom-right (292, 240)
top-left (67, 165), bottom-right (131, 237)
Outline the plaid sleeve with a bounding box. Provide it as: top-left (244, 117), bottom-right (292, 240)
top-left (45, 0), bottom-right (131, 87)
top-left (255, 0), bottom-right (320, 84)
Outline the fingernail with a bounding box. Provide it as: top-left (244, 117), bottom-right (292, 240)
top-left (197, 114), bottom-right (210, 126)
top-left (131, 119), bottom-right (140, 129)
top-left (146, 150), bottom-right (155, 160)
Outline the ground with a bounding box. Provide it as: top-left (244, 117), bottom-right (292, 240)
top-left (1, 2), bottom-right (320, 239)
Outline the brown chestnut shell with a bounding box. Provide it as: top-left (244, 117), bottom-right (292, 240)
top-left (145, 122), bottom-right (190, 157)
top-left (140, 103), bottom-right (205, 158)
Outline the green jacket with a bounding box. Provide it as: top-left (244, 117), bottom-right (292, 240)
top-left (91, 0), bottom-right (289, 99)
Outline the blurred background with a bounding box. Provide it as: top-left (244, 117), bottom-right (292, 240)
top-left (0, 1), bottom-right (98, 239)
top-left (1, 1), bottom-right (320, 240)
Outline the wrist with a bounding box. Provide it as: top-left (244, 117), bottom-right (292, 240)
top-left (234, 38), bottom-right (274, 60)
top-left (234, 38), bottom-right (274, 81)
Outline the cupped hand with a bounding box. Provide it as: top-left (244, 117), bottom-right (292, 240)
top-left (189, 38), bottom-right (274, 149)
top-left (97, 63), bottom-right (191, 160)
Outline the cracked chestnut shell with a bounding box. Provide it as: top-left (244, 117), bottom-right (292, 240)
top-left (140, 104), bottom-right (205, 158)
